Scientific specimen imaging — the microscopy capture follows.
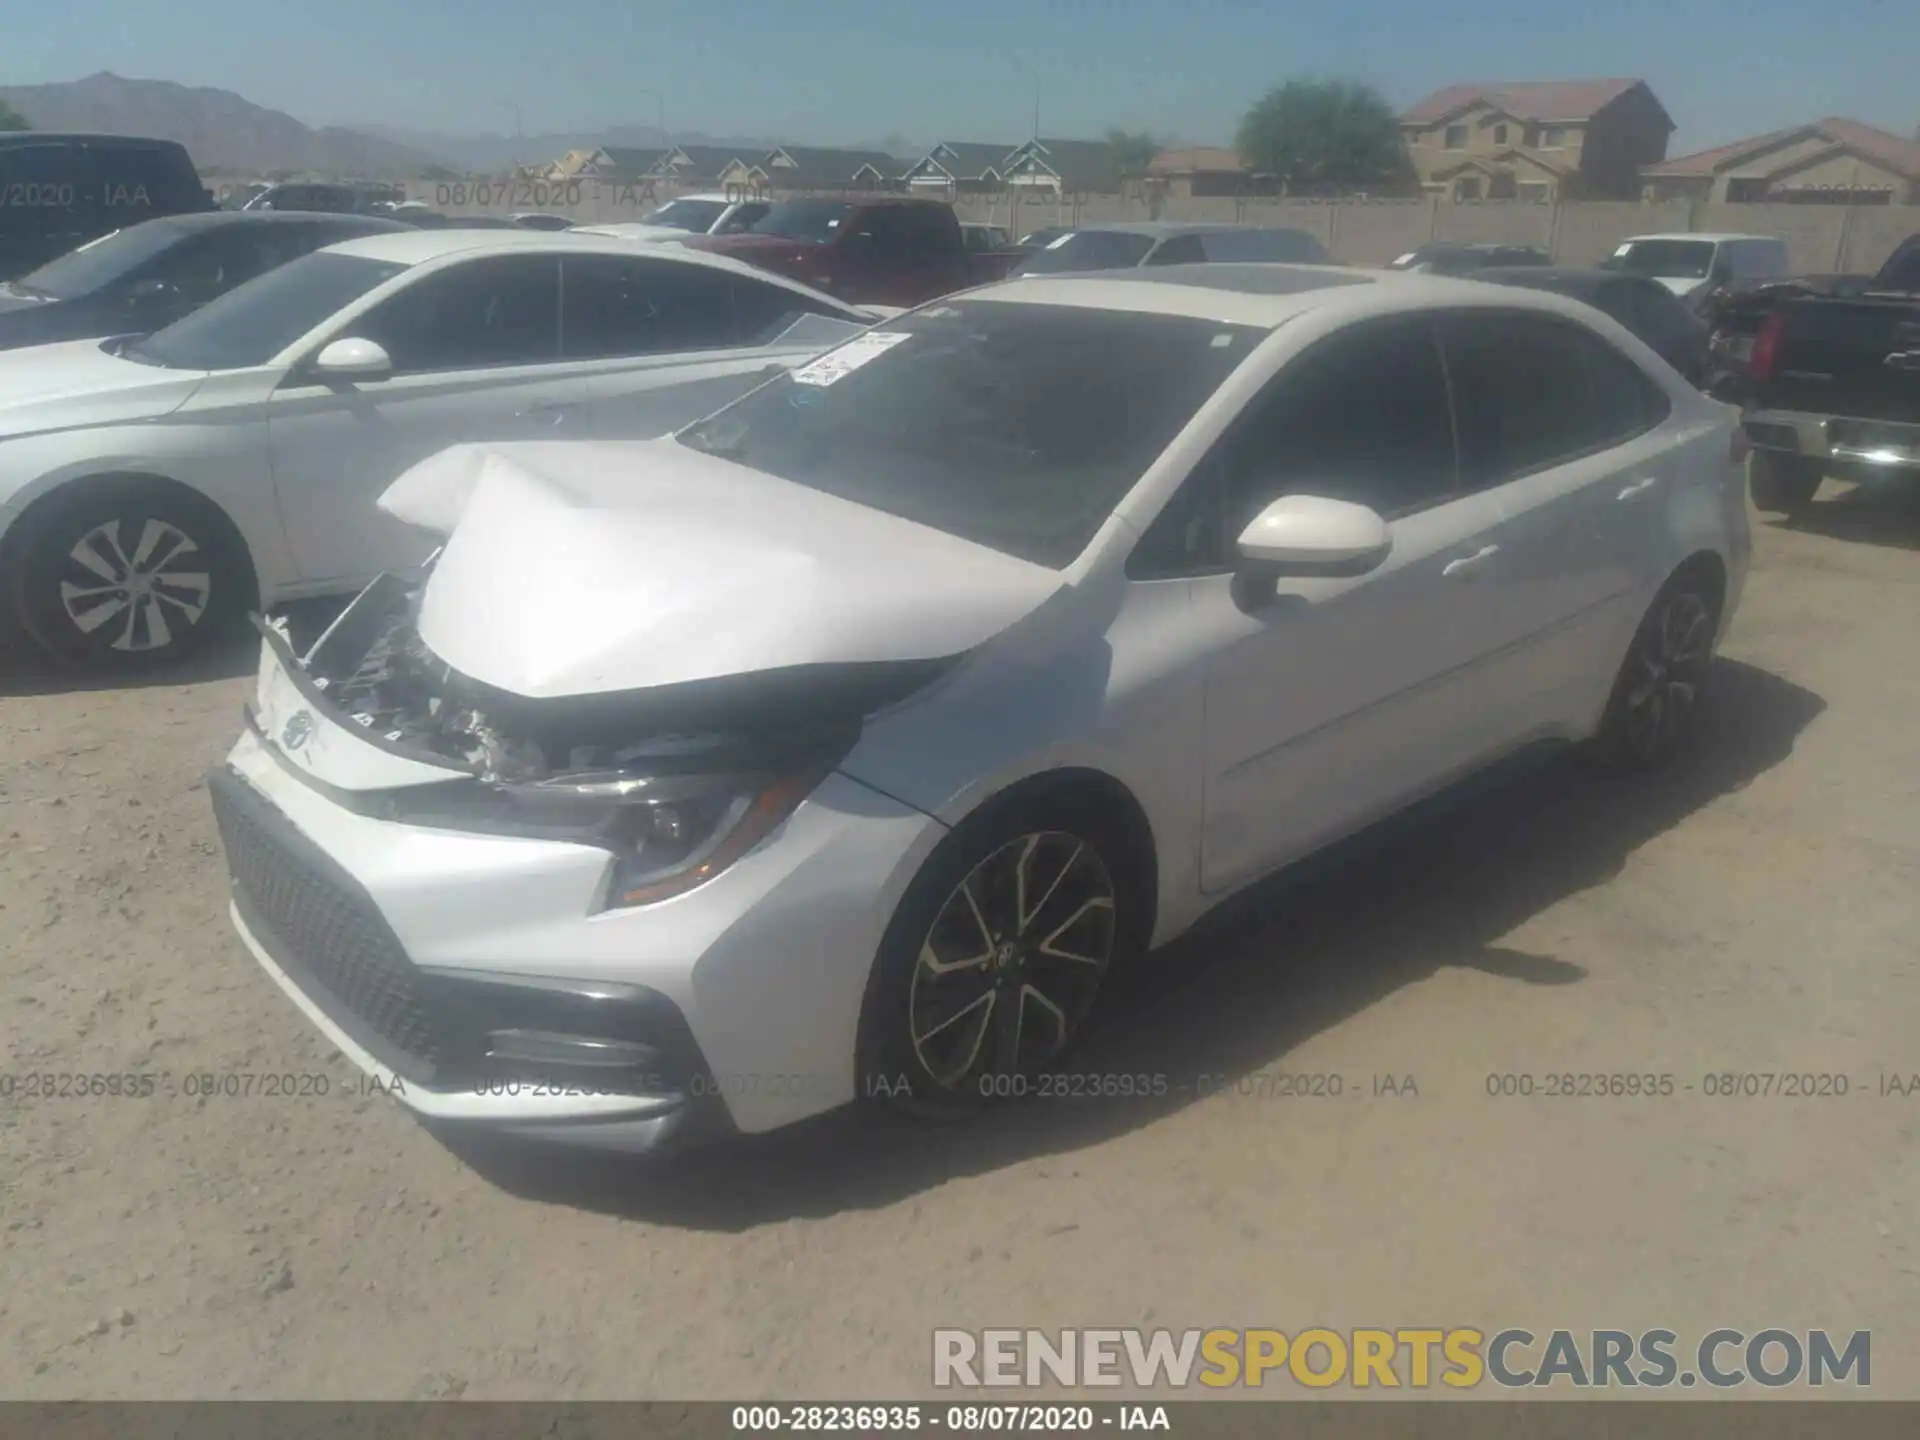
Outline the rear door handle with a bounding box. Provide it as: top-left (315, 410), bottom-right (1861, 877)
top-left (1617, 476), bottom-right (1659, 501)
top-left (1441, 544), bottom-right (1498, 579)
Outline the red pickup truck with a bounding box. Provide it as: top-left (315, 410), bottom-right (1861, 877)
top-left (678, 195), bottom-right (1022, 307)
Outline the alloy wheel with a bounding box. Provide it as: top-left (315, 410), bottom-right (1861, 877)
top-left (907, 832), bottom-right (1116, 1092)
top-left (1621, 590), bottom-right (1713, 762)
top-left (58, 518), bottom-right (212, 653)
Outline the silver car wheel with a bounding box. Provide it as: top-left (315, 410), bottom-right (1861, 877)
top-left (907, 831), bottom-right (1116, 1091)
top-left (59, 518), bottom-right (212, 653)
top-left (1622, 589), bottom-right (1713, 762)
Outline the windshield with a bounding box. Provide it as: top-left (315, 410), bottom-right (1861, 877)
top-left (641, 199), bottom-right (730, 233)
top-left (12, 219), bottom-right (191, 299)
top-left (1602, 239), bottom-right (1717, 280)
top-left (1011, 231), bottom-right (1156, 275)
top-left (677, 300), bottom-right (1265, 568)
top-left (749, 199), bottom-right (854, 244)
top-left (126, 251), bottom-right (408, 370)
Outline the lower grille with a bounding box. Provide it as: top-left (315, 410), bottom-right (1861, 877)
top-left (210, 768), bottom-right (447, 1083)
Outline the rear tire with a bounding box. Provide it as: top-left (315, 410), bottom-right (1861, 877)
top-left (1589, 570), bottom-right (1722, 772)
top-left (856, 790), bottom-right (1142, 1122)
top-left (6, 480), bottom-right (252, 672)
top-left (1749, 453), bottom-right (1821, 515)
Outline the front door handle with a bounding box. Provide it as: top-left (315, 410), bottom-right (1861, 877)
top-left (1617, 476), bottom-right (1659, 501)
top-left (1442, 544), bottom-right (1499, 580)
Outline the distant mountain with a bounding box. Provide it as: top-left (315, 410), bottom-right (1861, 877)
top-left (353, 124), bottom-right (786, 174)
top-left (0, 72), bottom-right (453, 178)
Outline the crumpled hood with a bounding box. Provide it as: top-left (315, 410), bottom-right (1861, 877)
top-left (378, 439), bottom-right (1065, 700)
top-left (0, 337), bottom-right (208, 439)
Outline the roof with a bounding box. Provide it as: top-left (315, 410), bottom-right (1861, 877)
top-left (1468, 266), bottom-right (1621, 295)
top-left (1005, 137), bottom-right (1124, 192)
top-left (660, 144), bottom-right (752, 177)
top-left (1401, 78), bottom-right (1665, 127)
top-left (142, 210), bottom-right (406, 233)
top-left (965, 264), bottom-right (1662, 336)
top-left (318, 227), bottom-right (840, 295)
top-left (594, 146), bottom-right (669, 174)
top-left (1619, 232), bottom-right (1780, 243)
top-left (1146, 147), bottom-right (1249, 175)
top-left (0, 131), bottom-right (192, 149)
top-left (763, 145), bottom-right (901, 178)
top-left (1049, 221), bottom-right (1257, 238)
top-left (1643, 117), bottom-right (1920, 181)
top-left (908, 142), bottom-right (1020, 179)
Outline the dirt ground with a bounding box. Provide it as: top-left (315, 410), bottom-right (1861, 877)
top-left (2, 485), bottom-right (1918, 1400)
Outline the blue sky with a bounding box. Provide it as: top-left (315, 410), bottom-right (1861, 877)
top-left (9, 0), bottom-right (1916, 153)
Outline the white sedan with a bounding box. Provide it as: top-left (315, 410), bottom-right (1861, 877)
top-left (576, 194), bottom-right (772, 244)
top-left (214, 263), bottom-right (1751, 1154)
top-left (0, 230), bottom-right (873, 668)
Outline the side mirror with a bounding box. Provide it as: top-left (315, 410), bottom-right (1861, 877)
top-left (1235, 495), bottom-right (1392, 580)
top-left (311, 337), bottom-right (393, 379)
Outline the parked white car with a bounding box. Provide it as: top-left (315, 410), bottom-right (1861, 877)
top-left (214, 263), bottom-right (1752, 1155)
top-left (1601, 233), bottom-right (1789, 311)
top-left (577, 194), bottom-right (772, 244)
top-left (0, 230), bottom-right (873, 668)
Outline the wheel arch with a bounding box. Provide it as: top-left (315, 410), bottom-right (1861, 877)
top-left (0, 469), bottom-right (261, 610)
top-left (924, 765), bottom-right (1161, 954)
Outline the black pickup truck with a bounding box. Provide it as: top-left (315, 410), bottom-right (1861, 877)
top-left (1718, 234), bottom-right (1920, 513)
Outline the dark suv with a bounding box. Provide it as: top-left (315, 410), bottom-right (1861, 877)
top-left (0, 133), bottom-right (214, 280)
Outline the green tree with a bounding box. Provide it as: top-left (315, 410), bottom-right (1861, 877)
top-left (0, 98), bottom-right (30, 132)
top-left (1105, 127), bottom-right (1161, 178)
top-left (1235, 78), bottom-right (1411, 196)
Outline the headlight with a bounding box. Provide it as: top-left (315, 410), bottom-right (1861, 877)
top-left (396, 762), bottom-right (831, 909)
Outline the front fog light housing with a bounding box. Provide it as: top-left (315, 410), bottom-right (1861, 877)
top-left (507, 764), bottom-right (831, 910)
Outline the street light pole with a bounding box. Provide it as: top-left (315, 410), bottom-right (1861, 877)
top-left (634, 88), bottom-right (668, 147)
top-left (499, 101), bottom-right (524, 169)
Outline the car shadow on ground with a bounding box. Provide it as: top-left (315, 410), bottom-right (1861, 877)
top-left (0, 599), bottom-right (348, 698)
top-left (1772, 480), bottom-right (1920, 552)
top-left (448, 658), bottom-right (1826, 1228)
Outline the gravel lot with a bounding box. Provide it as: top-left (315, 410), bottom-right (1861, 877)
top-left (3, 484), bottom-right (1918, 1400)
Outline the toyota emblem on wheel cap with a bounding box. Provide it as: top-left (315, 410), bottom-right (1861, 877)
top-left (281, 711), bottom-right (315, 752)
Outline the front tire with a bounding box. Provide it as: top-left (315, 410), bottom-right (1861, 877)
top-left (1591, 573), bottom-right (1721, 771)
top-left (1749, 453), bottom-right (1821, 515)
top-left (7, 482), bottom-right (250, 671)
top-left (857, 792), bottom-right (1139, 1120)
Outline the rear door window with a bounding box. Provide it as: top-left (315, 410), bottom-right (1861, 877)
top-left (560, 254), bottom-right (738, 356)
top-left (1440, 310), bottom-right (1668, 488)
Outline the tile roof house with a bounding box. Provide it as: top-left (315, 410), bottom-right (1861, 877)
top-left (1400, 78), bottom-right (1674, 201)
top-left (1001, 137), bottom-right (1125, 195)
top-left (1144, 146), bottom-right (1278, 198)
top-left (902, 141), bottom-right (1021, 193)
top-left (1640, 117), bottom-right (1920, 204)
top-left (545, 146), bottom-right (667, 183)
top-left (656, 144), bottom-right (758, 186)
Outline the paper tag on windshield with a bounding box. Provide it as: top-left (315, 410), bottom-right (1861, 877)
top-left (1047, 232), bottom-right (1077, 249)
top-left (791, 330), bottom-right (910, 387)
top-left (1613, 243), bottom-right (1633, 257)
top-left (1392, 252), bottom-right (1415, 266)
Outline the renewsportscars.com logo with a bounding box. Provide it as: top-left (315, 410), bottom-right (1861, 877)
top-left (932, 1328), bottom-right (1871, 1390)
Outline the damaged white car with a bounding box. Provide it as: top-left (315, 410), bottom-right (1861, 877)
top-left (212, 266), bottom-right (1750, 1153)
top-left (0, 230), bottom-right (872, 670)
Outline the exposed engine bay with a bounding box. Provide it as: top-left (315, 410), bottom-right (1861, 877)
top-left (278, 570), bottom-right (957, 790)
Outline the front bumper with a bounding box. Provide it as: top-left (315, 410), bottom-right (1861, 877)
top-left (213, 711), bottom-right (945, 1150)
top-left (1743, 409), bottom-right (1920, 473)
